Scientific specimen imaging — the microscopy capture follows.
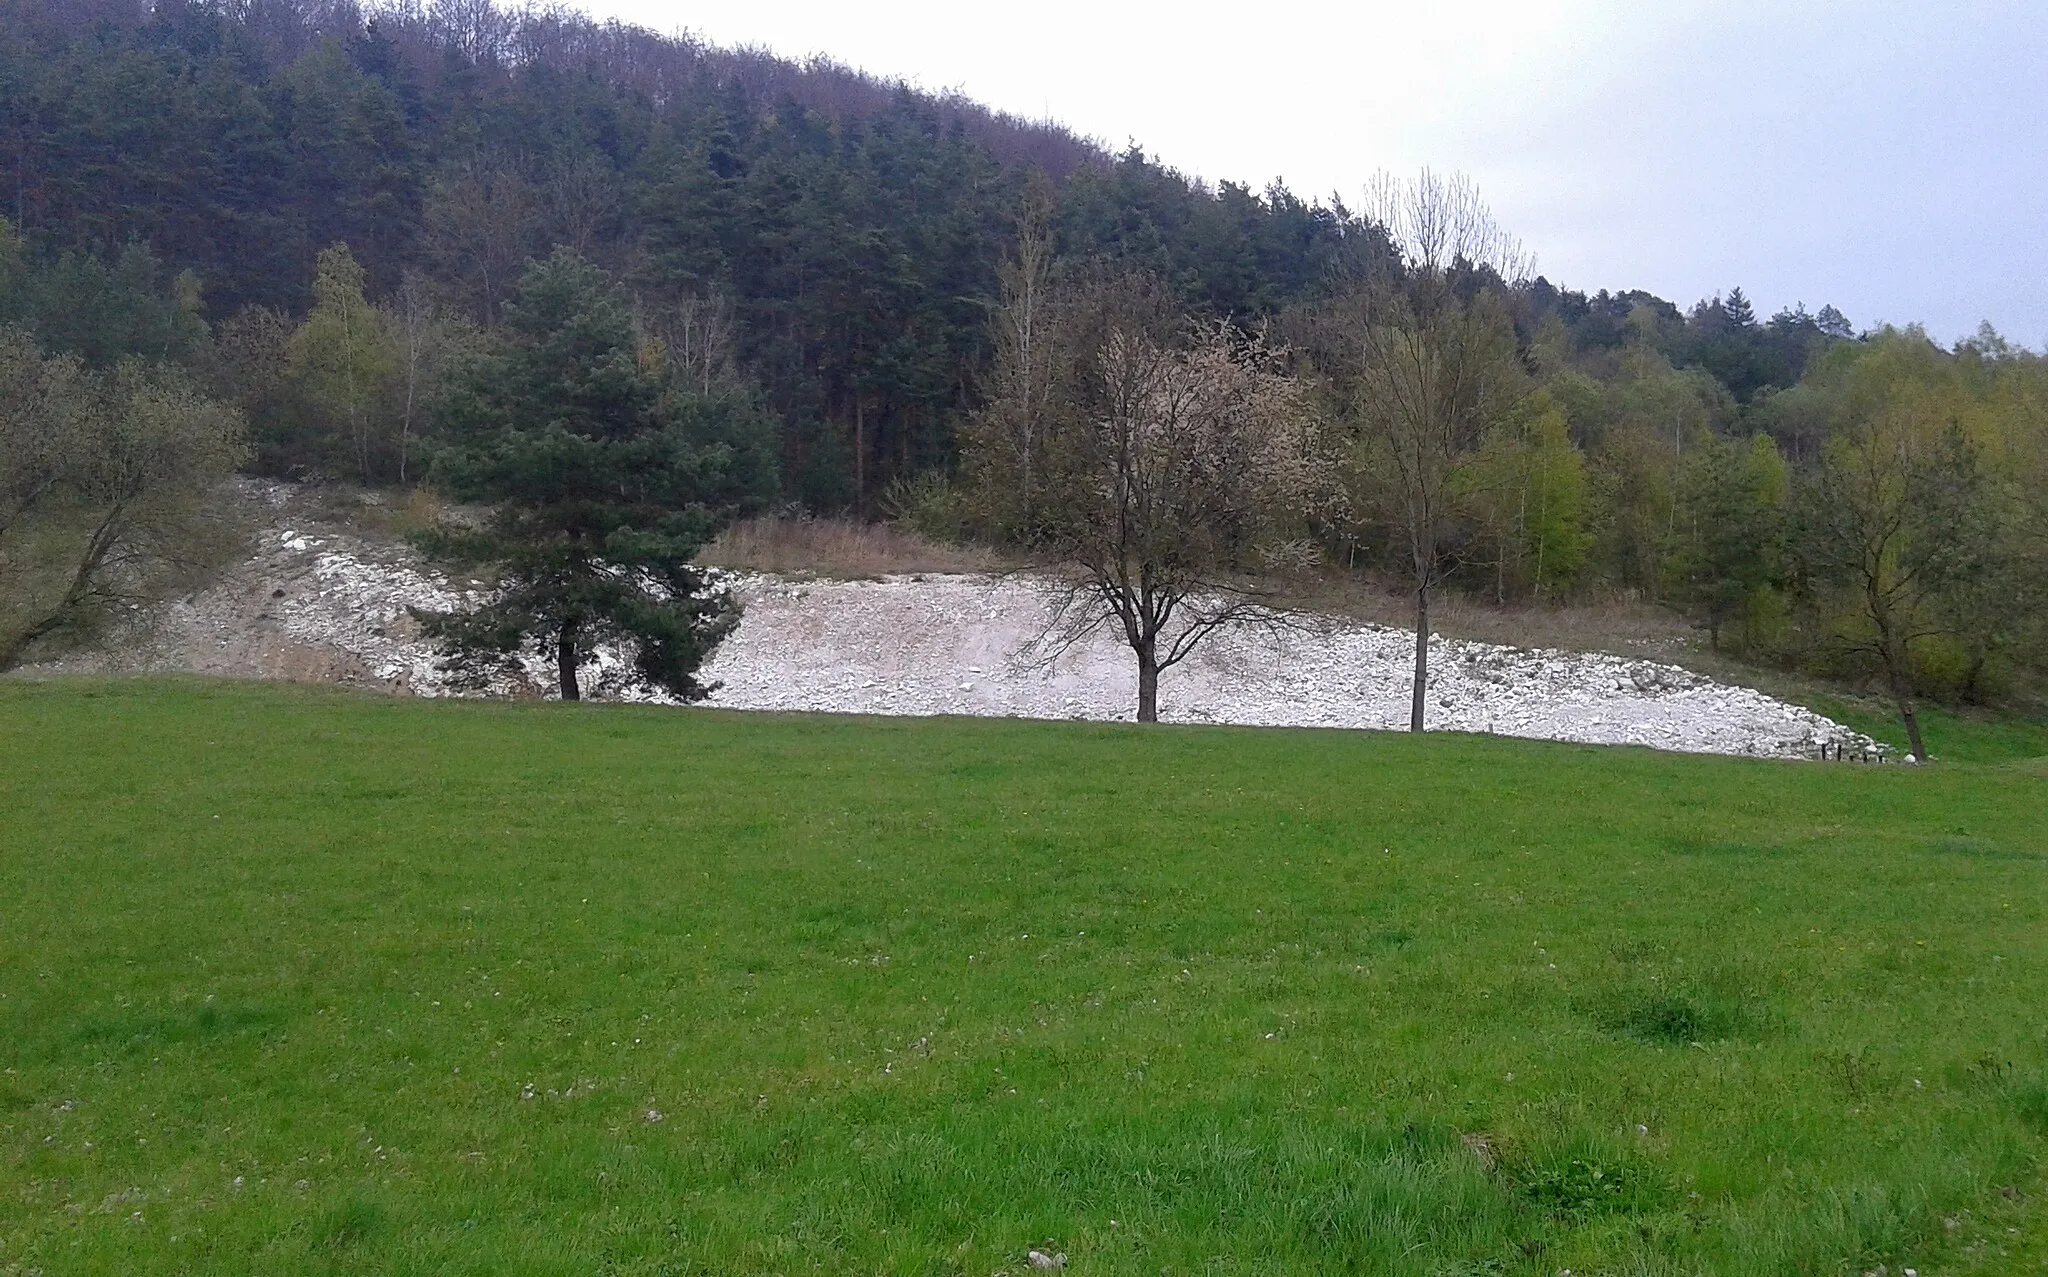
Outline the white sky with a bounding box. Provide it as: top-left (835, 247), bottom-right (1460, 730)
top-left (580, 0), bottom-right (2048, 346)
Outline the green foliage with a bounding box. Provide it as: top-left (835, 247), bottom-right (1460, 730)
top-left (1791, 334), bottom-right (2023, 743)
top-left (285, 244), bottom-right (398, 483)
top-left (1467, 394), bottom-right (1592, 600)
top-left (415, 251), bottom-right (748, 701)
top-left (0, 219), bottom-right (206, 367)
top-left (0, 332), bottom-right (246, 667)
top-left (4, 679), bottom-right (2048, 1273)
top-left (1665, 432), bottom-right (1788, 651)
top-left (879, 471), bottom-right (966, 543)
top-left (0, 2), bottom-right (1385, 514)
top-left (1515, 1153), bottom-right (1666, 1221)
top-left (198, 306), bottom-right (304, 478)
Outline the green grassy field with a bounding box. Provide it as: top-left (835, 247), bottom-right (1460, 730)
top-left (2, 679), bottom-right (2046, 1275)
top-left (1807, 694), bottom-right (2048, 767)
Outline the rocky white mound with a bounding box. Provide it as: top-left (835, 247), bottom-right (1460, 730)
top-left (703, 575), bottom-right (1872, 759)
top-left (45, 500), bottom-right (1877, 760)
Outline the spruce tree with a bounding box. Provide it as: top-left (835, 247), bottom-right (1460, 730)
top-left (415, 250), bottom-right (742, 702)
top-left (1722, 286), bottom-right (1757, 329)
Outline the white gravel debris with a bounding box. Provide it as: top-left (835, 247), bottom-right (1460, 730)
top-left (38, 483), bottom-right (1878, 760)
top-left (699, 573), bottom-right (1874, 760)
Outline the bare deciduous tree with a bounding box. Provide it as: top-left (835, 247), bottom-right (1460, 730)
top-left (640, 290), bottom-right (743, 400)
top-left (385, 270), bottom-right (476, 485)
top-left (425, 165), bottom-right (540, 325)
top-left (975, 175), bottom-right (1057, 538)
top-left (966, 276), bottom-right (1326, 722)
top-left (1339, 171), bottom-right (1528, 731)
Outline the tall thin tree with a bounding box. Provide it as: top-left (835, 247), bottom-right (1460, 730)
top-left (1342, 171), bottom-right (1528, 731)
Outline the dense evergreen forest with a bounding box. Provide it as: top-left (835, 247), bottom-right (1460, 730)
top-left (3, 0), bottom-right (2045, 719)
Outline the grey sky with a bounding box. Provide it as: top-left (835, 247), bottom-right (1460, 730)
top-left (581, 0), bottom-right (2048, 346)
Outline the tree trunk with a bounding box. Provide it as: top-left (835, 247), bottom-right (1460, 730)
top-left (1410, 585), bottom-right (1429, 733)
top-left (557, 617), bottom-right (581, 702)
top-left (0, 502), bottom-right (125, 671)
top-left (853, 398), bottom-right (866, 509)
top-left (1875, 630), bottom-right (1925, 761)
top-left (1896, 691), bottom-right (1927, 763)
top-left (0, 613), bottom-right (58, 672)
top-left (1136, 637), bottom-right (1159, 724)
top-left (1885, 651), bottom-right (1927, 762)
top-left (1871, 601), bottom-right (1925, 762)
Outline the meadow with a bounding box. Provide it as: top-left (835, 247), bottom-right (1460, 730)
top-left (1, 678), bottom-right (2045, 1275)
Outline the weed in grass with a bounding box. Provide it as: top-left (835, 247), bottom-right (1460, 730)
top-left (1822, 1046), bottom-right (1885, 1099)
top-left (1610, 990), bottom-right (1739, 1044)
top-left (2013, 1081), bottom-right (2048, 1136)
top-left (1514, 1151), bottom-right (1667, 1221)
top-left (1586, 971), bottom-right (1770, 1047)
top-left (310, 1197), bottom-right (384, 1251)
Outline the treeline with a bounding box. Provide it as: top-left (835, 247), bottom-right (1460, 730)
top-left (0, 0), bottom-right (1375, 507)
top-left (951, 176), bottom-right (2048, 744)
top-left (2, 0), bottom-right (2044, 721)
top-left (0, 0), bottom-right (1888, 506)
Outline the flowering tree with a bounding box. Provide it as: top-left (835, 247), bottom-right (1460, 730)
top-left (966, 274), bottom-right (1325, 722)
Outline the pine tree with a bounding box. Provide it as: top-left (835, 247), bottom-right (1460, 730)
top-left (1722, 286), bottom-right (1757, 329)
top-left (1815, 305), bottom-right (1854, 340)
top-left (413, 250), bottom-right (745, 702)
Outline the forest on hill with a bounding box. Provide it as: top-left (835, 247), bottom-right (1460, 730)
top-left (2, 0), bottom-right (2045, 726)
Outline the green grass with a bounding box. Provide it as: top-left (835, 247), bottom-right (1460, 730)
top-left (1804, 692), bottom-right (2048, 766)
top-left (2, 678), bottom-right (2046, 1275)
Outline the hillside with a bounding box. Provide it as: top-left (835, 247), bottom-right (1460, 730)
top-left (0, 0), bottom-right (1853, 510)
top-left (3, 0), bottom-right (2045, 757)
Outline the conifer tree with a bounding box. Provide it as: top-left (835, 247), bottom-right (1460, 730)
top-left (413, 250), bottom-right (744, 702)
top-left (1722, 287), bottom-right (1757, 329)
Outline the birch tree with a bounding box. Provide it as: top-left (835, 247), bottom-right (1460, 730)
top-left (971, 176), bottom-right (1058, 540)
top-left (287, 244), bottom-right (397, 482)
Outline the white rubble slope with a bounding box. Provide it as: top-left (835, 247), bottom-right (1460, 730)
top-left (703, 574), bottom-right (1871, 759)
top-left (57, 518), bottom-right (1875, 759)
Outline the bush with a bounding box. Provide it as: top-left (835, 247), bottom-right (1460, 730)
top-left (880, 472), bottom-right (967, 544)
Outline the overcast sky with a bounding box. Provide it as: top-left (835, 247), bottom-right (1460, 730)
top-left (579, 0), bottom-right (2047, 346)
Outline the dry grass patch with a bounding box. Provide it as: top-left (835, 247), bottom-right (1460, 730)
top-left (697, 515), bottom-right (1001, 577)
